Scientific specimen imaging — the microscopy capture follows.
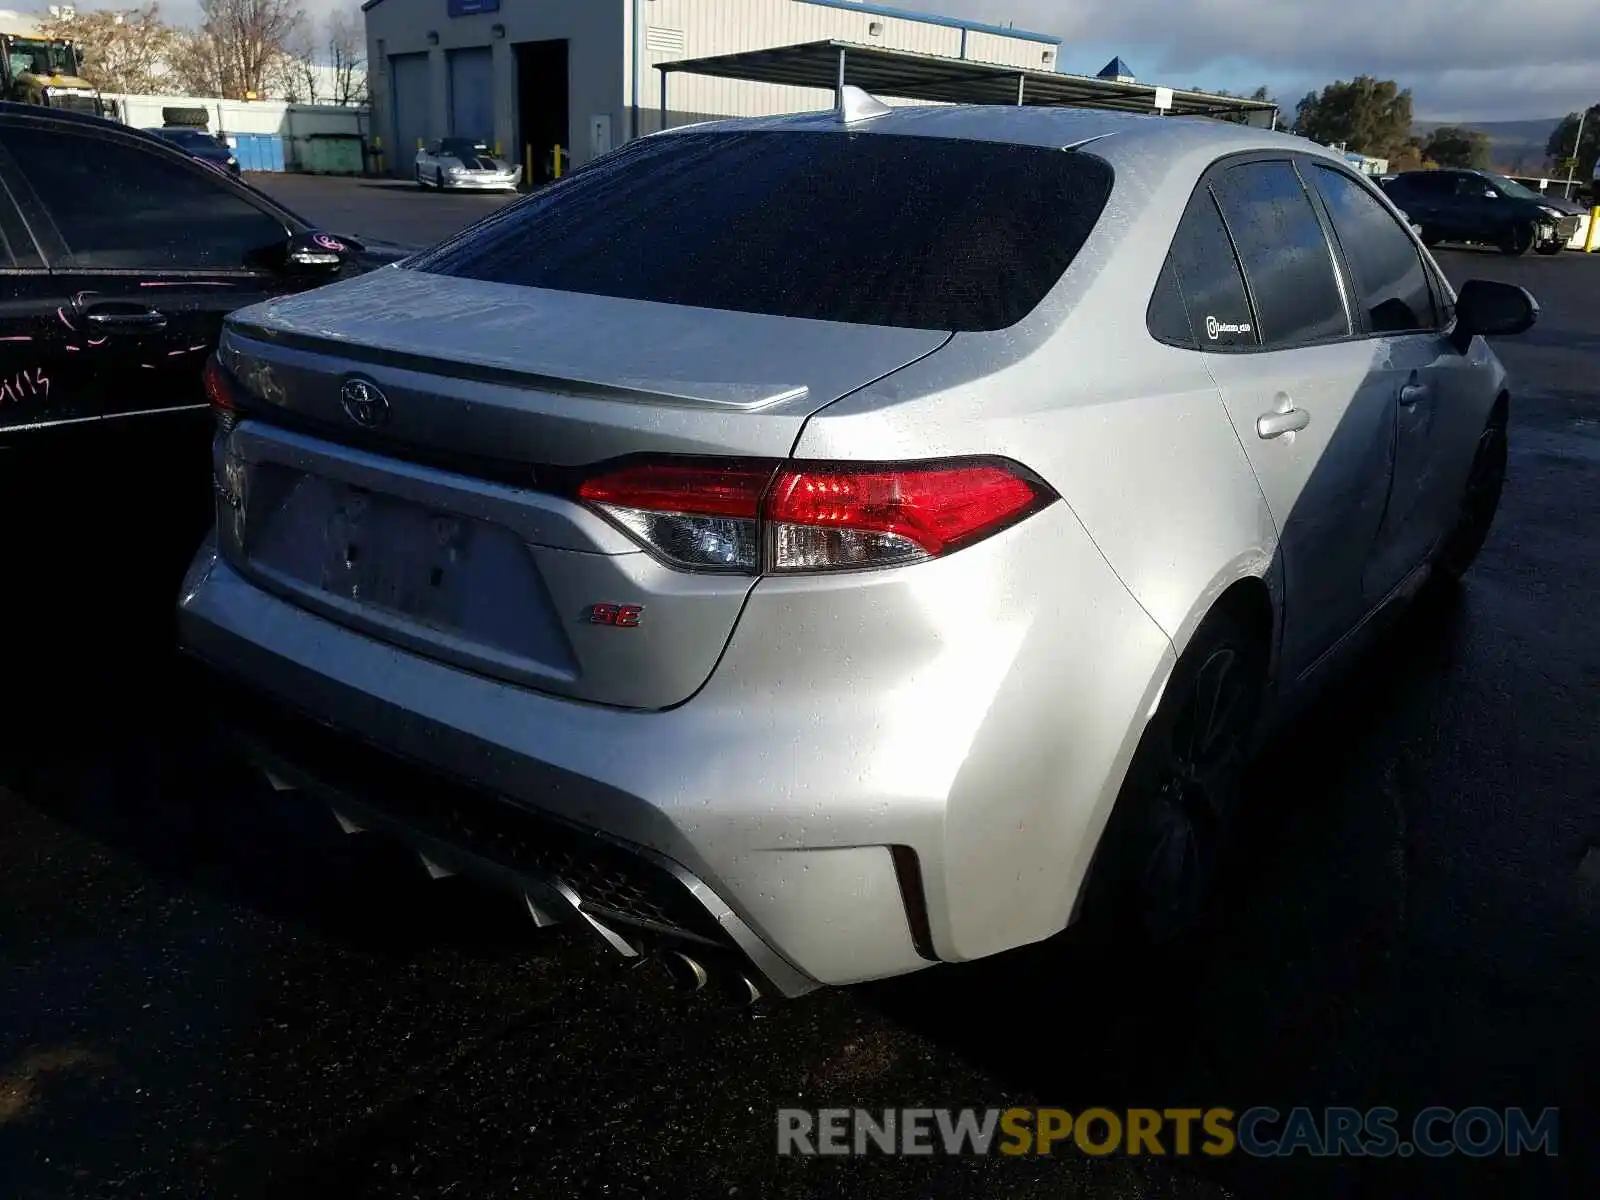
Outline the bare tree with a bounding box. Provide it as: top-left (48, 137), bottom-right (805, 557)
top-left (326, 6), bottom-right (366, 106)
top-left (279, 20), bottom-right (321, 104)
top-left (271, 4), bottom-right (363, 106)
top-left (40, 3), bottom-right (178, 95)
top-left (170, 0), bottom-right (305, 100)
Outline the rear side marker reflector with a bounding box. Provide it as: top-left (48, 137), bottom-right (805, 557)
top-left (576, 456), bottom-right (1053, 575)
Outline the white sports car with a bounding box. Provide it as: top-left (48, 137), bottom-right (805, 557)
top-left (415, 137), bottom-right (522, 192)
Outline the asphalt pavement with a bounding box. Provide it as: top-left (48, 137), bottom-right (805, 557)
top-left (1, 180), bottom-right (1596, 1199)
top-left (249, 173), bottom-right (519, 252)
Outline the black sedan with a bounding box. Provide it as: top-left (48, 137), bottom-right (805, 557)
top-left (146, 125), bottom-right (242, 175)
top-left (0, 103), bottom-right (413, 602)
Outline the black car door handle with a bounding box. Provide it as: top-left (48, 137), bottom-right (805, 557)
top-left (82, 305), bottom-right (168, 332)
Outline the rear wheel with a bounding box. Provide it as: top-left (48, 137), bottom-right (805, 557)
top-left (1083, 608), bottom-right (1266, 942)
top-left (1499, 222), bottom-right (1535, 256)
top-left (1535, 240), bottom-right (1563, 256)
top-left (1435, 404), bottom-right (1508, 584)
top-left (435, 168), bottom-right (446, 190)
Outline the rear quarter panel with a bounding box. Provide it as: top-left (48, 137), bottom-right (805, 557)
top-left (788, 137), bottom-right (1284, 947)
top-left (793, 136), bottom-right (1281, 666)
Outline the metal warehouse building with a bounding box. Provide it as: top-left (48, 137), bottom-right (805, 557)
top-left (361, 0), bottom-right (1063, 180)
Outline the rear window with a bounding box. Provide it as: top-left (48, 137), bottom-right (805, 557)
top-left (408, 130), bottom-right (1115, 332)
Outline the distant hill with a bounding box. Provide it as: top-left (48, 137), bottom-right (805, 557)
top-left (1413, 117), bottom-right (1564, 172)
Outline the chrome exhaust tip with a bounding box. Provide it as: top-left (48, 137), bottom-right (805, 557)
top-left (722, 973), bottom-right (762, 1007)
top-left (328, 806), bottom-right (366, 835)
top-left (417, 852), bottom-right (456, 880)
top-left (661, 949), bottom-right (710, 993)
top-left (713, 972), bottom-right (761, 1011)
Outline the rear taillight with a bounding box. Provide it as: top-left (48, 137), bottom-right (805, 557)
top-left (203, 354), bottom-right (241, 433)
top-left (204, 355), bottom-right (248, 556)
top-left (577, 457), bottom-right (1052, 575)
top-left (577, 459), bottom-right (774, 572)
top-left (767, 463), bottom-right (1044, 570)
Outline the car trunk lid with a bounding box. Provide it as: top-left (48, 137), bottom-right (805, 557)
top-left (215, 268), bottom-right (950, 709)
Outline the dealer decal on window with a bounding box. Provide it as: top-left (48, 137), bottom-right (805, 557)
top-left (1205, 315), bottom-right (1253, 340)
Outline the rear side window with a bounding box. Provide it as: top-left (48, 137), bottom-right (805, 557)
top-left (1390, 173), bottom-right (1448, 198)
top-left (0, 126), bottom-right (286, 271)
top-left (408, 131), bottom-right (1116, 332)
top-left (1147, 187), bottom-right (1257, 349)
top-left (1211, 160), bottom-right (1349, 348)
top-left (1310, 165), bottom-right (1438, 333)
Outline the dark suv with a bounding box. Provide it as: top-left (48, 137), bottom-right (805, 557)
top-left (1381, 169), bottom-right (1581, 256)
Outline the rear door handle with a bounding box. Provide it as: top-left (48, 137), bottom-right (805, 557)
top-left (1399, 383), bottom-right (1432, 407)
top-left (82, 305), bottom-right (167, 332)
top-left (1257, 407), bottom-right (1310, 439)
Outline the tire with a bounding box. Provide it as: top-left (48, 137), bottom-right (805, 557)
top-left (1082, 608), bottom-right (1266, 942)
top-left (162, 106), bottom-right (210, 128)
top-left (1498, 222), bottom-right (1535, 256)
top-left (1535, 240), bottom-right (1563, 256)
top-left (1434, 403), bottom-right (1508, 585)
top-left (435, 168), bottom-right (446, 191)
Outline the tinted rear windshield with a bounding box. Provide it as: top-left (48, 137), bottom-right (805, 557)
top-left (407, 130), bottom-right (1115, 332)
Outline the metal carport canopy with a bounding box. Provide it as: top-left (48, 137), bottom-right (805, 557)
top-left (655, 40), bottom-right (1279, 124)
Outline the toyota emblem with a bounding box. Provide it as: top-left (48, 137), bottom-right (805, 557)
top-left (340, 377), bottom-right (390, 429)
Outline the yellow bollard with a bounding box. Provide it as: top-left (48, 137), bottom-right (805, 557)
top-left (1587, 207), bottom-right (1600, 253)
top-left (553, 144), bottom-right (564, 179)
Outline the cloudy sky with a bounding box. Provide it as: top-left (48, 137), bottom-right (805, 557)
top-left (65, 0), bottom-right (1597, 122)
top-left (880, 0), bottom-right (1597, 121)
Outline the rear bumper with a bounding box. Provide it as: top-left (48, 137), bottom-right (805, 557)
top-left (178, 493), bottom-right (1174, 989)
top-left (208, 669), bottom-right (817, 997)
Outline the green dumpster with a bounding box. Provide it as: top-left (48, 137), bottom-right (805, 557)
top-left (301, 133), bottom-right (366, 175)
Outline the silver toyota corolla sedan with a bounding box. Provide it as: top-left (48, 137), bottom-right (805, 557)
top-left (179, 93), bottom-right (1536, 1001)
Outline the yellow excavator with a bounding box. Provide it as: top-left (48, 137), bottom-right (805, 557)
top-left (0, 11), bottom-right (102, 115)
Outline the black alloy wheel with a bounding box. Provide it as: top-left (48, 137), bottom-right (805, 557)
top-left (1086, 610), bottom-right (1265, 943)
top-left (1499, 222), bottom-right (1535, 256)
top-left (1436, 409), bottom-right (1509, 584)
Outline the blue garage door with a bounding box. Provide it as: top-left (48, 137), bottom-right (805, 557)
top-left (390, 52), bottom-right (430, 177)
top-left (448, 48), bottom-right (494, 145)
